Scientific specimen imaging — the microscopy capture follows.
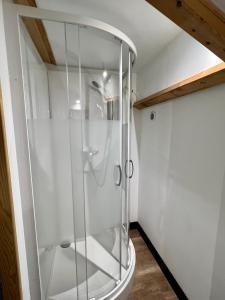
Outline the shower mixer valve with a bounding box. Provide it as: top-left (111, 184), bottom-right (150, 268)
top-left (83, 148), bottom-right (99, 159)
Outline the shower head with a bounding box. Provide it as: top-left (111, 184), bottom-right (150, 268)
top-left (92, 71), bottom-right (111, 90)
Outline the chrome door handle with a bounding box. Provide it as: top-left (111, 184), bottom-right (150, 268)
top-left (114, 165), bottom-right (122, 186)
top-left (125, 159), bottom-right (134, 179)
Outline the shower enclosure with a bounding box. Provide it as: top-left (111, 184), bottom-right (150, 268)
top-left (1, 4), bottom-right (136, 300)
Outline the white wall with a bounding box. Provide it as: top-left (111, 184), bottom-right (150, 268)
top-left (136, 31), bottom-right (225, 300)
top-left (210, 171), bottom-right (225, 300)
top-left (137, 32), bottom-right (222, 98)
top-left (130, 74), bottom-right (140, 222)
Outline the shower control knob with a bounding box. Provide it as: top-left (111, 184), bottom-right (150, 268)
top-left (88, 149), bottom-right (99, 157)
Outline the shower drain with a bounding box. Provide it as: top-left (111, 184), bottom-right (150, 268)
top-left (60, 242), bottom-right (71, 248)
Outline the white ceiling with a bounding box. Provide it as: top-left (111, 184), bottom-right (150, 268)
top-left (36, 0), bottom-right (181, 71)
top-left (212, 0), bottom-right (225, 14)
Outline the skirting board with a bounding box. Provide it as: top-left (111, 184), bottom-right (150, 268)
top-left (0, 284), bottom-right (3, 300)
top-left (130, 222), bottom-right (188, 300)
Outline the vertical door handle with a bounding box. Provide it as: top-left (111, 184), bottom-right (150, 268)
top-left (114, 165), bottom-right (122, 186)
top-left (125, 159), bottom-right (134, 179)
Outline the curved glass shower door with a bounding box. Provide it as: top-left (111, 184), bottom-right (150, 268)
top-left (79, 26), bottom-right (123, 299)
top-left (18, 10), bottom-right (134, 300)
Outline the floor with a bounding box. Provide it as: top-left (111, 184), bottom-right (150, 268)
top-left (128, 229), bottom-right (178, 300)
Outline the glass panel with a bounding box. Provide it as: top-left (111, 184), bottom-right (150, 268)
top-left (121, 43), bottom-right (131, 269)
top-left (79, 25), bottom-right (122, 298)
top-left (64, 22), bottom-right (89, 300)
top-left (19, 14), bottom-right (133, 300)
top-left (19, 18), bottom-right (83, 300)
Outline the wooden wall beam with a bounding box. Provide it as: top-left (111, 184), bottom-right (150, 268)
top-left (146, 0), bottom-right (225, 61)
top-left (14, 0), bottom-right (56, 65)
top-left (0, 89), bottom-right (22, 300)
top-left (134, 62), bottom-right (225, 109)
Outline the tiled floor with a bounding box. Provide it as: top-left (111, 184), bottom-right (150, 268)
top-left (128, 230), bottom-right (178, 300)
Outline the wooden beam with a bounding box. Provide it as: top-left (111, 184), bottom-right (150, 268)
top-left (146, 0), bottom-right (225, 61)
top-left (0, 89), bottom-right (22, 300)
top-left (14, 0), bottom-right (56, 65)
top-left (134, 62), bottom-right (225, 109)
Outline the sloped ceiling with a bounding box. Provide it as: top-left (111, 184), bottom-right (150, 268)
top-left (212, 0), bottom-right (225, 13)
top-left (36, 0), bottom-right (181, 70)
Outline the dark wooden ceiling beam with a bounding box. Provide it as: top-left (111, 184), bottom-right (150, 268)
top-left (134, 62), bottom-right (225, 109)
top-left (14, 0), bottom-right (56, 65)
top-left (146, 0), bottom-right (225, 61)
